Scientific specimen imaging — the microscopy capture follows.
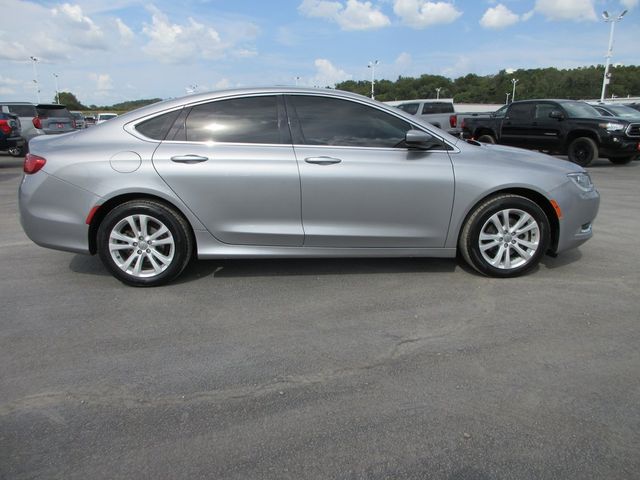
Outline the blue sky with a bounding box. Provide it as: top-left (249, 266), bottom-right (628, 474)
top-left (1, 0), bottom-right (638, 105)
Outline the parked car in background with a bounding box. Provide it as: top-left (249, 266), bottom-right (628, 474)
top-left (96, 112), bottom-right (118, 124)
top-left (388, 99), bottom-right (460, 135)
top-left (84, 115), bottom-right (96, 127)
top-left (0, 112), bottom-right (25, 155)
top-left (34, 104), bottom-right (76, 134)
top-left (20, 87), bottom-right (599, 286)
top-left (0, 102), bottom-right (40, 156)
top-left (70, 111), bottom-right (86, 129)
top-left (462, 99), bottom-right (640, 166)
top-left (591, 103), bottom-right (640, 121)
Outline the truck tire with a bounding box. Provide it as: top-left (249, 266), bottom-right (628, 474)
top-left (568, 137), bottom-right (598, 167)
top-left (477, 134), bottom-right (496, 144)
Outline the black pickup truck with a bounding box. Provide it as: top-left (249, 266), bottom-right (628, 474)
top-left (462, 99), bottom-right (640, 166)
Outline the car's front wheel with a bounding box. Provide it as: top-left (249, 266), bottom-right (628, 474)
top-left (97, 200), bottom-right (193, 287)
top-left (459, 194), bottom-right (550, 278)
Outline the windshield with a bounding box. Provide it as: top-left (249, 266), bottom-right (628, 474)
top-left (562, 102), bottom-right (601, 118)
top-left (603, 105), bottom-right (640, 119)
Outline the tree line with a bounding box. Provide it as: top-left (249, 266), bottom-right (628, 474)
top-left (54, 65), bottom-right (639, 111)
top-left (336, 65), bottom-right (640, 103)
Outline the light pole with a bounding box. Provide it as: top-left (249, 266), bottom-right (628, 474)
top-left (30, 56), bottom-right (40, 103)
top-left (600, 10), bottom-right (627, 102)
top-left (511, 78), bottom-right (519, 102)
top-left (368, 60), bottom-right (379, 99)
top-left (53, 73), bottom-right (60, 104)
top-left (295, 76), bottom-right (300, 86)
top-left (505, 92), bottom-right (511, 104)
top-left (435, 87), bottom-right (442, 99)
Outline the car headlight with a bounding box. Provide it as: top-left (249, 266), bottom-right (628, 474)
top-left (568, 172), bottom-right (594, 191)
top-left (598, 122), bottom-right (625, 132)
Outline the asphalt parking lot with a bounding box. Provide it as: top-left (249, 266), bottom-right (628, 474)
top-left (1, 154), bottom-right (639, 480)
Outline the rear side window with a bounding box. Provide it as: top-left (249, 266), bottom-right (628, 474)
top-left (288, 95), bottom-right (412, 148)
top-left (184, 96), bottom-right (285, 144)
top-left (135, 109), bottom-right (182, 140)
top-left (396, 103), bottom-right (419, 115)
top-left (4, 104), bottom-right (37, 117)
top-left (507, 103), bottom-right (534, 121)
top-left (421, 103), bottom-right (454, 114)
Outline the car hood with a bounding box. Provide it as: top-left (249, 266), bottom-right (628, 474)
top-left (458, 141), bottom-right (584, 174)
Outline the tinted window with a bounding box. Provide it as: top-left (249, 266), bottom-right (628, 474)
top-left (37, 106), bottom-right (72, 118)
top-left (185, 96), bottom-right (284, 144)
top-left (397, 103), bottom-right (419, 115)
top-left (289, 96), bottom-right (412, 148)
top-left (561, 102), bottom-right (600, 118)
top-left (493, 105), bottom-right (508, 118)
top-left (507, 103), bottom-right (533, 121)
top-left (534, 103), bottom-right (556, 120)
top-left (5, 104), bottom-right (37, 116)
top-left (421, 103), bottom-right (454, 114)
top-left (135, 109), bottom-right (181, 140)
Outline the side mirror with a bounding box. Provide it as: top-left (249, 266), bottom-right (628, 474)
top-left (549, 110), bottom-right (565, 120)
top-left (405, 129), bottom-right (440, 149)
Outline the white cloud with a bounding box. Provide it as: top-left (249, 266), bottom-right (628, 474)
top-left (311, 58), bottom-right (351, 87)
top-left (299, 0), bottom-right (390, 30)
top-left (395, 52), bottom-right (412, 69)
top-left (115, 18), bottom-right (134, 44)
top-left (620, 0), bottom-right (638, 9)
top-left (89, 73), bottom-right (113, 92)
top-left (52, 3), bottom-right (107, 49)
top-left (533, 0), bottom-right (597, 21)
top-left (393, 0), bottom-right (462, 28)
top-left (142, 6), bottom-right (226, 63)
top-left (480, 4), bottom-right (520, 28)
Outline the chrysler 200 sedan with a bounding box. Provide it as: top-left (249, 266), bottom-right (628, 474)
top-left (19, 88), bottom-right (600, 287)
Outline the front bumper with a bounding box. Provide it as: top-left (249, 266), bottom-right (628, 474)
top-left (600, 132), bottom-right (640, 158)
top-left (551, 182), bottom-right (600, 254)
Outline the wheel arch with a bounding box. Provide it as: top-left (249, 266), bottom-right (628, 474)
top-left (473, 127), bottom-right (496, 139)
top-left (455, 187), bottom-right (560, 254)
top-left (564, 130), bottom-right (600, 150)
top-left (88, 193), bottom-right (198, 255)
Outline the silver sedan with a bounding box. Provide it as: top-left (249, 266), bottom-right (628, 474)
top-left (19, 88), bottom-right (599, 286)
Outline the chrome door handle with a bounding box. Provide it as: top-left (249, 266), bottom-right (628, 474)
top-left (304, 156), bottom-right (342, 165)
top-left (170, 155), bottom-right (209, 163)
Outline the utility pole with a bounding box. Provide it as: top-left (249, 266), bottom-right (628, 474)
top-left (600, 10), bottom-right (627, 102)
top-left (505, 92), bottom-right (511, 104)
top-left (30, 56), bottom-right (40, 103)
top-left (368, 60), bottom-right (379, 99)
top-left (53, 73), bottom-right (60, 104)
top-left (511, 78), bottom-right (519, 102)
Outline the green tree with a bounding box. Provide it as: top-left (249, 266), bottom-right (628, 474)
top-left (56, 92), bottom-right (87, 110)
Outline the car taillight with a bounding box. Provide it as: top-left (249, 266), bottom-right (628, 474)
top-left (449, 114), bottom-right (457, 128)
top-left (0, 119), bottom-right (11, 134)
top-left (24, 153), bottom-right (46, 174)
top-left (32, 117), bottom-right (42, 129)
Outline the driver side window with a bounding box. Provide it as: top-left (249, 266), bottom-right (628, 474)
top-left (287, 95), bottom-right (413, 148)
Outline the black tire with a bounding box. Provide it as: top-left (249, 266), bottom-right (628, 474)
top-left (97, 200), bottom-right (193, 287)
top-left (608, 156), bottom-right (635, 165)
top-left (567, 137), bottom-right (598, 167)
top-left (8, 145), bottom-right (25, 157)
top-left (459, 194), bottom-right (550, 278)
top-left (477, 134), bottom-right (496, 144)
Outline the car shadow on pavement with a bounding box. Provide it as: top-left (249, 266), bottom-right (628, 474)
top-left (178, 257), bottom-right (457, 282)
top-left (540, 248), bottom-right (583, 269)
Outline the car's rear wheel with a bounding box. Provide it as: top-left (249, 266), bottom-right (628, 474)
top-left (459, 194), bottom-right (550, 278)
top-left (97, 200), bottom-right (193, 287)
top-left (568, 137), bottom-right (598, 167)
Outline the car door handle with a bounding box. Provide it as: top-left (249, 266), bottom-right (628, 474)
top-left (170, 155), bottom-right (209, 164)
top-left (304, 156), bottom-right (342, 165)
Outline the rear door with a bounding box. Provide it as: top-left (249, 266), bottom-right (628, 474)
top-left (500, 102), bottom-right (534, 147)
top-left (151, 94), bottom-right (304, 246)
